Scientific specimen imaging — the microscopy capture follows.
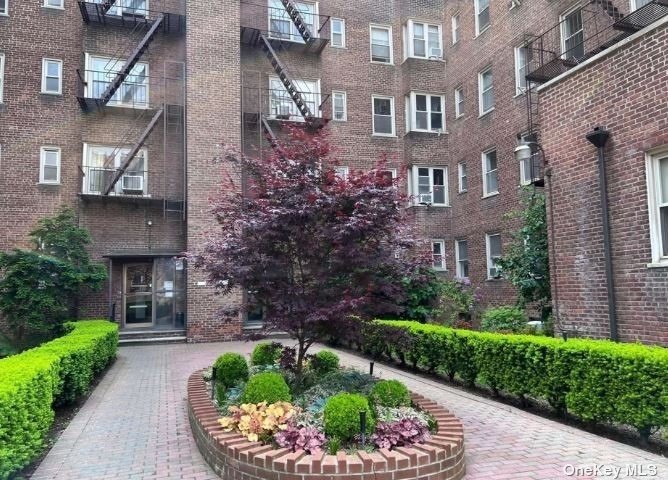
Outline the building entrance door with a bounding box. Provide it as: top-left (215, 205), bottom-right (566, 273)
top-left (124, 262), bottom-right (154, 327)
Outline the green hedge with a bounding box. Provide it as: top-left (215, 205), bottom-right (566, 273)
top-left (358, 320), bottom-right (668, 437)
top-left (0, 320), bottom-right (118, 480)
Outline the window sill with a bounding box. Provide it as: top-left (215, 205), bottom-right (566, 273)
top-left (458, 189), bottom-right (468, 194)
top-left (331, 45), bottom-right (347, 49)
top-left (42, 5), bottom-right (65, 10)
top-left (38, 181), bottom-right (61, 186)
top-left (485, 277), bottom-right (503, 282)
top-left (411, 204), bottom-right (450, 208)
top-left (482, 192), bottom-right (499, 199)
top-left (478, 108), bottom-right (495, 118)
top-left (372, 133), bottom-right (397, 138)
top-left (370, 61), bottom-right (394, 66)
top-left (406, 56), bottom-right (445, 62)
top-left (332, 119), bottom-right (347, 123)
top-left (408, 129), bottom-right (448, 135)
top-left (0, 13), bottom-right (8, 17)
top-left (514, 90), bottom-right (527, 98)
top-left (41, 91), bottom-right (63, 96)
top-left (454, 114), bottom-right (464, 120)
top-left (647, 262), bottom-right (668, 269)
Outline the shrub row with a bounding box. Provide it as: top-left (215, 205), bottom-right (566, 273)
top-left (0, 320), bottom-right (118, 480)
top-left (358, 320), bottom-right (668, 438)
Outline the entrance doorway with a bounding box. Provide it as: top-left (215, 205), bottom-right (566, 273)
top-left (122, 258), bottom-right (186, 329)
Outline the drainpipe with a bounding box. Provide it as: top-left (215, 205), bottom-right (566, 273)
top-left (585, 127), bottom-right (617, 341)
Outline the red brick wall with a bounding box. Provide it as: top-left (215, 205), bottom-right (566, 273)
top-left (539, 20), bottom-right (668, 344)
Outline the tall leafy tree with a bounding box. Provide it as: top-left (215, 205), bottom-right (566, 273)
top-left (496, 189), bottom-right (551, 320)
top-left (0, 207), bottom-right (106, 342)
top-left (194, 129), bottom-right (432, 374)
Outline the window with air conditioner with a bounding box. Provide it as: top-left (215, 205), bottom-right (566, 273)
top-left (432, 240), bottom-right (446, 270)
top-left (410, 166), bottom-right (448, 206)
top-left (645, 148), bottom-right (668, 266)
top-left (560, 6), bottom-right (584, 60)
top-left (455, 239), bottom-right (470, 278)
top-left (482, 149), bottom-right (498, 197)
top-left (82, 144), bottom-right (148, 196)
top-left (268, 0), bottom-right (318, 43)
top-left (486, 233), bottom-right (502, 279)
top-left (269, 77), bottom-right (320, 122)
top-left (86, 54), bottom-right (149, 108)
top-left (406, 20), bottom-right (442, 59)
top-left (407, 92), bottom-right (444, 133)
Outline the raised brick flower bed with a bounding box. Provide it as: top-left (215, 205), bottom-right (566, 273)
top-left (187, 370), bottom-right (466, 480)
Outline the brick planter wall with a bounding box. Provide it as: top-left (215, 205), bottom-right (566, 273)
top-left (187, 370), bottom-right (466, 480)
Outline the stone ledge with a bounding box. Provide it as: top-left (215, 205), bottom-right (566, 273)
top-left (188, 370), bottom-right (466, 480)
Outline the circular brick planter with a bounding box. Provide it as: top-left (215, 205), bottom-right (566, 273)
top-left (188, 370), bottom-right (466, 480)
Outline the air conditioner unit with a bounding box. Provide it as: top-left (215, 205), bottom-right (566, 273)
top-left (122, 175), bottom-right (144, 193)
top-left (418, 194), bottom-right (432, 204)
top-left (429, 47), bottom-right (443, 59)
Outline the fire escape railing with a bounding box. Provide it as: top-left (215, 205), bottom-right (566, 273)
top-left (524, 0), bottom-right (668, 136)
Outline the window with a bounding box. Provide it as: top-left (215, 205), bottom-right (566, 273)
top-left (407, 20), bottom-right (442, 59)
top-left (561, 7), bottom-right (584, 60)
top-left (455, 240), bottom-right (470, 278)
top-left (86, 55), bottom-right (149, 108)
top-left (451, 14), bottom-right (460, 44)
top-left (407, 92), bottom-right (444, 132)
top-left (0, 0), bottom-right (8, 15)
top-left (331, 18), bottom-right (346, 47)
top-left (519, 133), bottom-right (542, 185)
top-left (458, 162), bottom-right (468, 193)
top-left (41, 59), bottom-right (62, 95)
top-left (268, 0), bottom-right (317, 43)
top-left (83, 144), bottom-right (148, 195)
top-left (269, 77), bottom-right (320, 121)
top-left (332, 91), bottom-right (347, 121)
top-left (377, 168), bottom-right (397, 186)
top-left (478, 67), bottom-right (494, 115)
top-left (631, 0), bottom-right (653, 11)
top-left (514, 45), bottom-right (532, 95)
top-left (40, 147), bottom-right (61, 184)
top-left (44, 0), bottom-right (64, 8)
top-left (372, 95), bottom-right (395, 136)
top-left (92, 0), bottom-right (147, 16)
top-left (432, 240), bottom-right (446, 270)
top-left (334, 166), bottom-right (349, 179)
top-left (454, 87), bottom-right (464, 118)
top-left (486, 233), bottom-right (502, 279)
top-left (482, 149), bottom-right (498, 196)
top-left (645, 149), bottom-right (668, 265)
top-left (0, 53), bottom-right (4, 103)
top-left (475, 0), bottom-right (491, 35)
top-left (370, 25), bottom-right (393, 64)
top-left (411, 166), bottom-right (448, 206)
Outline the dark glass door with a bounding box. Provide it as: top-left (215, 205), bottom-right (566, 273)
top-left (124, 262), bottom-right (153, 327)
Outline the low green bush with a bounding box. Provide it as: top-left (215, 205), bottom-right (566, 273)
top-left (213, 353), bottom-right (249, 389)
top-left (358, 320), bottom-right (668, 438)
top-left (369, 380), bottom-right (411, 408)
top-left (250, 342), bottom-right (282, 366)
top-left (0, 320), bottom-right (118, 480)
top-left (310, 350), bottom-right (340, 376)
top-left (480, 306), bottom-right (527, 333)
top-left (242, 372), bottom-right (291, 404)
top-left (323, 393), bottom-right (375, 441)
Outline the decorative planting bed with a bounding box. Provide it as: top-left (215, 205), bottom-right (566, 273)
top-left (188, 369), bottom-right (465, 480)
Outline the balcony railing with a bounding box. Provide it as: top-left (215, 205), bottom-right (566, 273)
top-left (78, 1), bottom-right (186, 34)
top-left (525, 0), bottom-right (668, 84)
top-left (242, 87), bottom-right (330, 124)
top-left (81, 165), bottom-right (149, 197)
top-left (240, 2), bottom-right (330, 53)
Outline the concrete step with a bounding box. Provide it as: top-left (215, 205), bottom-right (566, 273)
top-left (119, 336), bottom-right (187, 346)
top-left (119, 329), bottom-right (187, 346)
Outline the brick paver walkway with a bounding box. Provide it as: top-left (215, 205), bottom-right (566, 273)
top-left (31, 342), bottom-right (668, 480)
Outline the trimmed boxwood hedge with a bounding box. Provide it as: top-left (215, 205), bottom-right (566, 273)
top-left (0, 320), bottom-right (118, 480)
top-left (358, 320), bottom-right (668, 438)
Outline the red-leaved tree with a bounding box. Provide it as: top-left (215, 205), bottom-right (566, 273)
top-left (193, 128), bottom-right (432, 374)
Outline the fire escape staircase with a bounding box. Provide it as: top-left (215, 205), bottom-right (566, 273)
top-left (102, 108), bottom-right (164, 195)
top-left (98, 15), bottom-right (164, 108)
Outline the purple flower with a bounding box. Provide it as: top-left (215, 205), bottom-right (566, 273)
top-left (370, 417), bottom-right (431, 450)
top-left (275, 425), bottom-right (325, 454)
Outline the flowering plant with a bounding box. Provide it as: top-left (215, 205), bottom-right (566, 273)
top-left (218, 401), bottom-right (296, 442)
top-left (274, 425), bottom-right (326, 454)
top-left (370, 417), bottom-right (431, 450)
top-left (375, 406), bottom-right (432, 427)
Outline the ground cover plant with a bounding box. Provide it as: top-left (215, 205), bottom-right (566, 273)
top-left (206, 344), bottom-right (435, 454)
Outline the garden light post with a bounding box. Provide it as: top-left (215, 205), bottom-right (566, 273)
top-left (360, 410), bottom-right (367, 447)
top-left (369, 361), bottom-right (374, 376)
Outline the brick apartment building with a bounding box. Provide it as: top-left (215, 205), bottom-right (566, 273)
top-left (0, 0), bottom-right (665, 342)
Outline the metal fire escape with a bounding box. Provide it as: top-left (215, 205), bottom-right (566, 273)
top-left (240, 0), bottom-right (331, 144)
top-left (76, 1), bottom-right (186, 218)
top-left (524, 0), bottom-right (668, 137)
